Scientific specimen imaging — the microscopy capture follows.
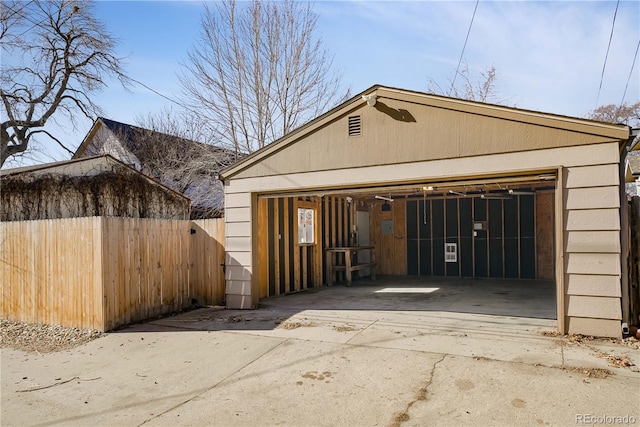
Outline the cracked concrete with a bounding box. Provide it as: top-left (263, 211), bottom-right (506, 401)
top-left (390, 354), bottom-right (447, 427)
top-left (2, 281), bottom-right (639, 427)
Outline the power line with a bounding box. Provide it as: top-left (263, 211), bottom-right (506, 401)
top-left (595, 0), bottom-right (620, 108)
top-left (619, 38), bottom-right (640, 109)
top-left (128, 76), bottom-right (185, 109)
top-left (127, 76), bottom-right (218, 127)
top-left (449, 0), bottom-right (479, 97)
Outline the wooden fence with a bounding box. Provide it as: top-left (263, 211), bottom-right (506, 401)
top-left (0, 217), bottom-right (225, 331)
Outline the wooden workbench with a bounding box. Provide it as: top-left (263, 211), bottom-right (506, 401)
top-left (325, 246), bottom-right (376, 286)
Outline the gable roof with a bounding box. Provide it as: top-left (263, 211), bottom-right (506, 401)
top-left (626, 155), bottom-right (640, 183)
top-left (220, 84), bottom-right (631, 180)
top-left (1, 154), bottom-right (188, 201)
top-left (74, 117), bottom-right (238, 168)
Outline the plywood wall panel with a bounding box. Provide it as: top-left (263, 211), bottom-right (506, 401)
top-left (536, 191), bottom-right (555, 280)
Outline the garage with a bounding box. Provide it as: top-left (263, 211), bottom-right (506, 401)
top-left (220, 85), bottom-right (633, 338)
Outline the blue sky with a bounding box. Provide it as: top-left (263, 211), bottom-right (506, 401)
top-left (9, 0), bottom-right (640, 166)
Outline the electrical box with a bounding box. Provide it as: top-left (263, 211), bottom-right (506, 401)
top-left (381, 220), bottom-right (393, 235)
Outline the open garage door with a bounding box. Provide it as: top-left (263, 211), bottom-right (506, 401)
top-left (256, 173), bottom-right (556, 309)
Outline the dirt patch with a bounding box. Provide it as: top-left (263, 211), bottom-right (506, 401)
top-left (557, 366), bottom-right (613, 379)
top-left (0, 320), bottom-right (103, 354)
top-left (277, 321), bottom-right (314, 330)
top-left (540, 331), bottom-right (640, 350)
top-left (224, 316), bottom-right (250, 323)
top-left (389, 411), bottom-right (410, 427)
top-left (301, 371), bottom-right (333, 381)
top-left (590, 348), bottom-right (636, 368)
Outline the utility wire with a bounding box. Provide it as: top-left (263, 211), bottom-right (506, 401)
top-left (128, 76), bottom-right (185, 110)
top-left (449, 0), bottom-right (479, 97)
top-left (595, 0), bottom-right (620, 108)
top-left (619, 38), bottom-right (640, 109)
top-left (127, 76), bottom-right (218, 129)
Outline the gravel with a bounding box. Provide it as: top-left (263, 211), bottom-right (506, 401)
top-left (0, 320), bottom-right (104, 354)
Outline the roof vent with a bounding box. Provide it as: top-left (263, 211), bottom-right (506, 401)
top-left (348, 115), bottom-right (362, 137)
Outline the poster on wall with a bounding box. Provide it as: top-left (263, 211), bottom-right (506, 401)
top-left (298, 208), bottom-right (315, 244)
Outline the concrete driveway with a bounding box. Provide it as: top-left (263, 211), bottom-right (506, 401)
top-left (2, 279), bottom-right (639, 427)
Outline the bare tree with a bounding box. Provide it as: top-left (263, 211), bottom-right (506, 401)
top-left (428, 61), bottom-right (503, 104)
top-left (587, 102), bottom-right (640, 127)
top-left (132, 110), bottom-right (237, 218)
top-left (0, 0), bottom-right (128, 167)
top-left (179, 0), bottom-right (345, 155)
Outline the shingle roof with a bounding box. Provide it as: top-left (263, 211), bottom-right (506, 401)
top-left (97, 117), bottom-right (238, 167)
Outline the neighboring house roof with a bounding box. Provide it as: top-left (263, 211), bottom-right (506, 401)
top-left (1, 154), bottom-right (188, 201)
top-left (220, 84), bottom-right (631, 180)
top-left (73, 117), bottom-right (238, 218)
top-left (0, 156), bottom-right (100, 177)
top-left (73, 117), bottom-right (238, 168)
top-left (630, 156), bottom-right (640, 176)
top-left (625, 155), bottom-right (640, 183)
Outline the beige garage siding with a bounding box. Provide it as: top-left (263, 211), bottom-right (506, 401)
top-left (225, 142), bottom-right (624, 338)
top-left (224, 191), bottom-right (254, 308)
top-left (225, 143), bottom-right (620, 194)
top-left (562, 162), bottom-right (622, 337)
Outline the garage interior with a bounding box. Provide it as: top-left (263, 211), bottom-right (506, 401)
top-left (255, 173), bottom-right (557, 320)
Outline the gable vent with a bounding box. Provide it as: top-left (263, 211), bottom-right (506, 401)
top-left (348, 115), bottom-right (362, 137)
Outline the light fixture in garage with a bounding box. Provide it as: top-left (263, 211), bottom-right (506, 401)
top-left (481, 194), bottom-right (512, 200)
top-left (448, 190), bottom-right (466, 196)
top-left (375, 195), bottom-right (393, 211)
top-left (508, 189), bottom-right (535, 195)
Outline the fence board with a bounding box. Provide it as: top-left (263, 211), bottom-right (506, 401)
top-left (190, 218), bottom-right (226, 306)
top-left (1, 217), bottom-right (225, 331)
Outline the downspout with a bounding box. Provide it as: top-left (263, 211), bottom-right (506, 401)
top-left (620, 128), bottom-right (639, 326)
